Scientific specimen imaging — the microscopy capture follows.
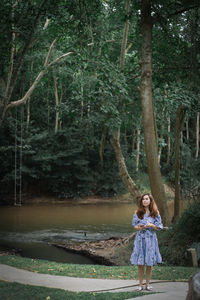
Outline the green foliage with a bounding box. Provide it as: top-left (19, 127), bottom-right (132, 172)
top-left (0, 118), bottom-right (125, 199)
top-left (180, 144), bottom-right (200, 199)
top-left (0, 0), bottom-right (200, 203)
top-left (158, 201), bottom-right (200, 266)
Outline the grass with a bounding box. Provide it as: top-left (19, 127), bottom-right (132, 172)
top-left (0, 254), bottom-right (199, 300)
top-left (0, 254), bottom-right (199, 281)
top-left (0, 281), bottom-right (153, 300)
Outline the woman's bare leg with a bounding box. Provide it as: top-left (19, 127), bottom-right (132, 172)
top-left (138, 265), bottom-right (144, 287)
top-left (146, 266), bottom-right (152, 286)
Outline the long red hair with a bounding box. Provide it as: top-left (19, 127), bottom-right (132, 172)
top-left (136, 193), bottom-right (159, 219)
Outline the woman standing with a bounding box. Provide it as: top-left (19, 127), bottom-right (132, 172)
top-left (130, 193), bottom-right (163, 291)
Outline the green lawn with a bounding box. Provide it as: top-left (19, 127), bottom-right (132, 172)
top-left (0, 254), bottom-right (199, 300)
top-left (0, 281), bottom-right (153, 300)
top-left (0, 255), bottom-right (199, 281)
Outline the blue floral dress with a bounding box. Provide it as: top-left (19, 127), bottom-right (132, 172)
top-left (130, 213), bottom-right (163, 266)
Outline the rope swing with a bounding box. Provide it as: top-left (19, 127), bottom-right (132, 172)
top-left (14, 106), bottom-right (23, 206)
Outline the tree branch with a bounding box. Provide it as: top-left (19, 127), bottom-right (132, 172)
top-left (167, 5), bottom-right (199, 18)
top-left (6, 0), bottom-right (48, 101)
top-left (5, 41), bottom-right (73, 113)
top-left (153, 4), bottom-right (199, 23)
top-left (48, 52), bottom-right (73, 67)
top-left (44, 39), bottom-right (57, 67)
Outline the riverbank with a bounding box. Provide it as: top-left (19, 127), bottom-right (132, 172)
top-left (0, 233), bottom-right (136, 267)
top-left (51, 233), bottom-right (136, 266)
top-left (24, 194), bottom-right (135, 205)
top-left (0, 245), bottom-right (20, 257)
top-left (0, 192), bottom-right (136, 206)
top-left (0, 181), bottom-right (176, 206)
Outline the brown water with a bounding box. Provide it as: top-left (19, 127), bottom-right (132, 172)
top-left (0, 203), bottom-right (137, 264)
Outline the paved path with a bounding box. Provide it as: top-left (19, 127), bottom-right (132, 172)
top-left (121, 282), bottom-right (188, 300)
top-left (0, 264), bottom-right (188, 299)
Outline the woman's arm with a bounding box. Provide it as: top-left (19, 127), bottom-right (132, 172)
top-left (132, 213), bottom-right (146, 230)
top-left (145, 214), bottom-right (163, 230)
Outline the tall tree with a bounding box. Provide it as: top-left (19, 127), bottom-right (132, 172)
top-left (195, 111), bottom-right (199, 159)
top-left (139, 0), bottom-right (168, 223)
top-left (110, 0), bottom-right (141, 200)
top-left (174, 105), bottom-right (187, 220)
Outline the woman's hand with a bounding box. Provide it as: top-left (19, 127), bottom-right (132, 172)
top-left (145, 222), bottom-right (152, 228)
top-left (145, 223), bottom-right (157, 230)
top-left (135, 225), bottom-right (145, 230)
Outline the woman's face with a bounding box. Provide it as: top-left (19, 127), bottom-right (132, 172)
top-left (142, 194), bottom-right (151, 207)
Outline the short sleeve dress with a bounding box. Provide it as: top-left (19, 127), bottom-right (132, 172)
top-left (130, 213), bottom-right (163, 266)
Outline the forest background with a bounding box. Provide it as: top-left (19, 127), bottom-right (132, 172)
top-left (0, 0), bottom-right (200, 224)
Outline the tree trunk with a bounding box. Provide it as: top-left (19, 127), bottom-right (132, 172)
top-left (0, 1), bottom-right (16, 125)
top-left (59, 83), bottom-right (63, 130)
top-left (46, 77), bottom-right (50, 131)
top-left (158, 140), bottom-right (162, 166)
top-left (110, 0), bottom-right (141, 199)
top-left (26, 58), bottom-right (34, 129)
top-left (80, 72), bottom-right (84, 120)
top-left (158, 108), bottom-right (165, 165)
top-left (174, 105), bottom-right (187, 220)
top-left (54, 75), bottom-right (59, 134)
top-left (5, 1), bottom-right (16, 99)
top-left (120, 0), bottom-right (131, 70)
top-left (186, 118), bottom-right (189, 141)
top-left (166, 115), bottom-right (171, 164)
top-left (158, 126), bottom-right (164, 166)
top-left (110, 129), bottom-right (141, 199)
top-left (131, 128), bottom-right (135, 153)
top-left (99, 126), bottom-right (107, 165)
top-left (139, 0), bottom-right (168, 224)
top-left (195, 112), bottom-right (199, 158)
top-left (136, 127), bottom-right (141, 172)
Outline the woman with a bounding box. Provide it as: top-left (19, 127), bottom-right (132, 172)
top-left (130, 193), bottom-right (163, 291)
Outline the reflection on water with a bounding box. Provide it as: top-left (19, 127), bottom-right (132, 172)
top-left (0, 203), bottom-right (136, 263)
top-left (0, 203), bottom-right (136, 229)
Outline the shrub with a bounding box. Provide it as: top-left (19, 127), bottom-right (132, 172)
top-left (158, 201), bottom-right (200, 266)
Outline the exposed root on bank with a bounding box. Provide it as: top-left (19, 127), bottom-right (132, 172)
top-left (51, 233), bottom-right (136, 266)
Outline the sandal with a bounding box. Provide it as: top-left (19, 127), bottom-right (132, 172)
top-left (136, 286), bottom-right (143, 291)
top-left (146, 285), bottom-right (153, 291)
